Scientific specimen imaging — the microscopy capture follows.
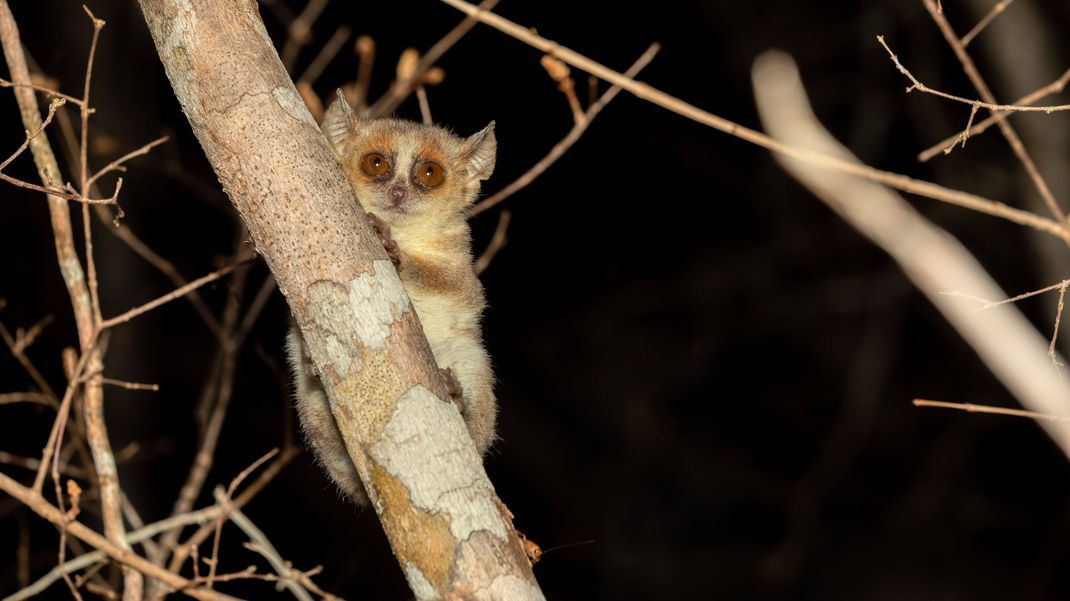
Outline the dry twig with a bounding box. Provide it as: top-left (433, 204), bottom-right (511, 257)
top-left (368, 0), bottom-right (501, 117)
top-left (918, 67), bottom-right (1070, 162)
top-left (961, 0), bottom-right (1017, 47)
top-left (914, 398), bottom-right (1070, 421)
top-left (471, 42), bottom-right (660, 216)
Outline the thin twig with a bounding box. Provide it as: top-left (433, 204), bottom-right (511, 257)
top-left (913, 399), bottom-right (1070, 422)
top-left (0, 95), bottom-right (115, 204)
top-left (32, 332), bottom-right (98, 492)
top-left (0, 96), bottom-right (63, 171)
top-left (100, 378), bottom-right (160, 392)
top-left (79, 5), bottom-right (105, 327)
top-left (0, 319), bottom-right (58, 401)
top-left (98, 260), bottom-right (246, 330)
top-left (1050, 282), bottom-right (1068, 369)
top-left (348, 35), bottom-right (375, 111)
top-left (415, 85), bottom-right (433, 124)
top-left (368, 0), bottom-right (501, 117)
top-left (474, 209), bottom-right (511, 275)
top-left (204, 449), bottom-right (279, 589)
top-left (440, 0), bottom-right (1070, 243)
top-left (280, 0), bottom-right (329, 74)
top-left (16, 512), bottom-right (30, 588)
top-left (961, 0), bottom-right (1017, 47)
top-left (471, 42), bottom-right (660, 216)
top-left (919, 68), bottom-right (1070, 162)
top-left (0, 76), bottom-right (84, 105)
top-left (297, 24), bottom-right (350, 85)
top-left (0, 450), bottom-right (90, 478)
top-left (0, 391), bottom-right (55, 406)
top-left (877, 35), bottom-right (1070, 114)
top-left (940, 279), bottom-right (1070, 311)
top-left (85, 135), bottom-right (170, 189)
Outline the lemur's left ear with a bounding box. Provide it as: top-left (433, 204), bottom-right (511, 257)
top-left (321, 89), bottom-right (357, 148)
top-left (462, 121), bottom-right (496, 182)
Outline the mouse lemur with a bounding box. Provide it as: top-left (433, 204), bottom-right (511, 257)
top-left (287, 91), bottom-right (498, 505)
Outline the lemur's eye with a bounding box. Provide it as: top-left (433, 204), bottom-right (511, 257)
top-left (361, 153), bottom-right (389, 177)
top-left (416, 161), bottom-right (445, 187)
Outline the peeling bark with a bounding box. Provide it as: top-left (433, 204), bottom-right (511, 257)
top-left (135, 1), bottom-right (543, 598)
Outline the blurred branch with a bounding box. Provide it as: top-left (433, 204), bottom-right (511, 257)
top-left (961, 0), bottom-right (1016, 47)
top-left (474, 209), bottom-right (510, 275)
top-left (751, 50), bottom-right (1070, 459)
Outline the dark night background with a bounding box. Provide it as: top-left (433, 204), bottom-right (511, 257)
top-left (3, 0), bottom-right (1070, 599)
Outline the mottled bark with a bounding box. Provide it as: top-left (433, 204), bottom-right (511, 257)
top-left (135, 1), bottom-right (542, 598)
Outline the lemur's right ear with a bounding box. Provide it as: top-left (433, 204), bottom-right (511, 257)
top-left (321, 89), bottom-right (357, 147)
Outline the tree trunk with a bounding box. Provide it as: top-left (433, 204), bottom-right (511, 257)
top-left (136, 1), bottom-right (543, 599)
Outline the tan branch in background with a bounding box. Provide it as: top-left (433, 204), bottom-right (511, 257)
top-left (751, 50), bottom-right (1070, 459)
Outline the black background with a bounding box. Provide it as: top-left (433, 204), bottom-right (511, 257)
top-left (3, 1), bottom-right (1070, 599)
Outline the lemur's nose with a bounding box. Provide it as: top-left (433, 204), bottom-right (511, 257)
top-left (388, 186), bottom-right (407, 206)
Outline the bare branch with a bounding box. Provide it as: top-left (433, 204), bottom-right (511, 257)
top-left (876, 35), bottom-right (1070, 114)
top-left (86, 135), bottom-right (170, 189)
top-left (961, 0), bottom-right (1017, 47)
top-left (474, 209), bottom-right (511, 275)
top-left (297, 24), bottom-right (350, 86)
top-left (368, 0), bottom-right (501, 117)
top-left (471, 42), bottom-right (660, 216)
top-left (919, 67), bottom-right (1070, 162)
top-left (99, 260), bottom-right (246, 330)
top-left (914, 398), bottom-right (1069, 421)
